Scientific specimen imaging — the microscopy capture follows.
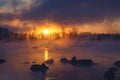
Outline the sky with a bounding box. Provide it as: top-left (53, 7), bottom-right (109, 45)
top-left (0, 0), bottom-right (120, 33)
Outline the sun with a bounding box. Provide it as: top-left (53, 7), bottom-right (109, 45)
top-left (43, 29), bottom-right (49, 35)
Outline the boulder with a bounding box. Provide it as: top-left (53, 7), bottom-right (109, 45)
top-left (114, 60), bottom-right (120, 68)
top-left (44, 59), bottom-right (54, 64)
top-left (0, 59), bottom-right (6, 64)
top-left (30, 63), bottom-right (49, 73)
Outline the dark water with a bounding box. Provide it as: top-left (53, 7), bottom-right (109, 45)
top-left (0, 40), bottom-right (120, 80)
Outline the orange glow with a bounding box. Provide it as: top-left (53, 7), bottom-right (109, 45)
top-left (1, 19), bottom-right (120, 34)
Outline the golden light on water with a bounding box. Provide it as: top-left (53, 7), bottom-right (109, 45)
top-left (44, 48), bottom-right (48, 60)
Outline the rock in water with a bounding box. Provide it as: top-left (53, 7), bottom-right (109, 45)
top-left (76, 59), bottom-right (94, 66)
top-left (70, 56), bottom-right (77, 64)
top-left (30, 63), bottom-right (49, 73)
top-left (44, 59), bottom-right (54, 64)
top-left (0, 59), bottom-right (6, 64)
top-left (104, 67), bottom-right (118, 80)
top-left (60, 58), bottom-right (69, 63)
top-left (104, 70), bottom-right (115, 80)
top-left (114, 60), bottom-right (120, 68)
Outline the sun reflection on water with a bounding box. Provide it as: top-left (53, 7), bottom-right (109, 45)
top-left (44, 48), bottom-right (48, 60)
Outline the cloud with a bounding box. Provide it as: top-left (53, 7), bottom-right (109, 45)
top-left (0, 0), bottom-right (120, 24)
top-left (21, 0), bottom-right (120, 25)
top-left (0, 0), bottom-right (35, 13)
top-left (0, 0), bottom-right (120, 33)
top-left (0, 13), bottom-right (18, 21)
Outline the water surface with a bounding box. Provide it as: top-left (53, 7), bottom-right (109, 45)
top-left (0, 40), bottom-right (120, 80)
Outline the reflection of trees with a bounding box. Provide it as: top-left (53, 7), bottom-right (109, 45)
top-left (69, 27), bottom-right (79, 39)
top-left (0, 27), bottom-right (120, 41)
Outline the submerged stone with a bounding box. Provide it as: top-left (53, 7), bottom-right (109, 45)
top-left (24, 62), bottom-right (30, 64)
top-left (0, 59), bottom-right (6, 64)
top-left (73, 59), bottom-right (95, 66)
top-left (32, 61), bottom-right (36, 64)
top-left (30, 63), bottom-right (49, 72)
top-left (60, 57), bottom-right (96, 66)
